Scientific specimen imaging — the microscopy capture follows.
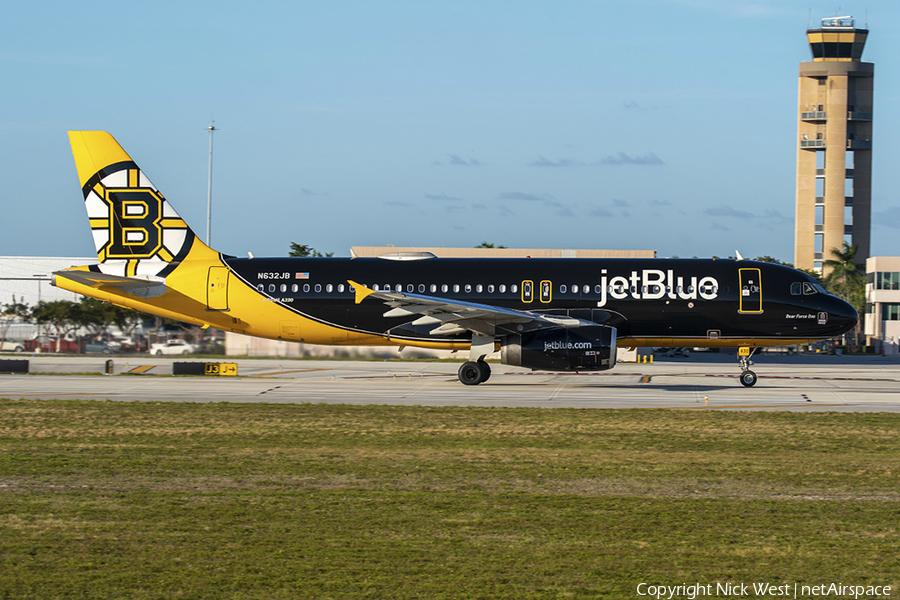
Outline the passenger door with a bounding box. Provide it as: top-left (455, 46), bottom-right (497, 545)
top-left (738, 268), bottom-right (762, 314)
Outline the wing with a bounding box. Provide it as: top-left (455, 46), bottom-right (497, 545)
top-left (348, 280), bottom-right (593, 337)
top-left (53, 268), bottom-right (167, 299)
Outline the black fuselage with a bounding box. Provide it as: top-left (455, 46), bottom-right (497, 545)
top-left (224, 256), bottom-right (857, 348)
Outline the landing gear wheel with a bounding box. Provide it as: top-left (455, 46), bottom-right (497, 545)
top-left (478, 360), bottom-right (491, 383)
top-left (739, 370), bottom-right (758, 387)
top-left (458, 360), bottom-right (489, 385)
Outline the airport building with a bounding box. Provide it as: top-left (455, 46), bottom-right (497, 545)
top-left (865, 256), bottom-right (900, 355)
top-left (794, 16), bottom-right (873, 273)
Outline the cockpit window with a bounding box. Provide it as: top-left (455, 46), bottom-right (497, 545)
top-left (793, 281), bottom-right (827, 295)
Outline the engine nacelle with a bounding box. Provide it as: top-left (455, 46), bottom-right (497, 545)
top-left (501, 325), bottom-right (617, 372)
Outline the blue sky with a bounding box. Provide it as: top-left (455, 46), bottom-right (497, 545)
top-left (3, 0), bottom-right (899, 262)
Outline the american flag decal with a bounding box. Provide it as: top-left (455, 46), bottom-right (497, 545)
top-left (296, 272), bottom-right (309, 279)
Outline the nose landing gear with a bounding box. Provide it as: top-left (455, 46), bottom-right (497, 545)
top-left (738, 346), bottom-right (758, 387)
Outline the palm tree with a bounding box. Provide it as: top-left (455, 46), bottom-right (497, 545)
top-left (822, 242), bottom-right (865, 344)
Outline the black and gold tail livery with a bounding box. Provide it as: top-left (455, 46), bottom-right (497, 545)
top-left (68, 131), bottom-right (210, 276)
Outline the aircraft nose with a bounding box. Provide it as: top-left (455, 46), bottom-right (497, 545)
top-left (830, 296), bottom-right (859, 335)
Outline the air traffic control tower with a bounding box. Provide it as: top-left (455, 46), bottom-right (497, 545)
top-left (795, 16), bottom-right (873, 273)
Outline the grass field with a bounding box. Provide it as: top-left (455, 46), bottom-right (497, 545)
top-left (1, 400), bottom-right (898, 599)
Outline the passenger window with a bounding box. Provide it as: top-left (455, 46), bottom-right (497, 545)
top-left (499, 284), bottom-right (507, 293)
top-left (303, 284), bottom-right (310, 293)
top-left (315, 284), bottom-right (322, 293)
top-left (418, 284), bottom-right (426, 293)
top-left (395, 284), bottom-right (402, 292)
top-left (511, 284), bottom-right (518, 293)
top-left (453, 284), bottom-right (460, 293)
top-left (292, 284), bottom-right (299, 293)
top-left (268, 284), bottom-right (276, 293)
top-left (560, 284), bottom-right (567, 293)
top-left (442, 284), bottom-right (449, 293)
top-left (257, 284), bottom-right (264, 292)
top-left (407, 284), bottom-right (414, 293)
top-left (583, 285), bottom-right (590, 294)
top-left (594, 284), bottom-right (602, 294)
top-left (430, 284), bottom-right (437, 293)
top-left (476, 284), bottom-right (483, 293)
top-left (488, 284), bottom-right (495, 293)
top-left (326, 284), bottom-right (333, 292)
top-left (280, 284), bottom-right (287, 293)
top-left (465, 284), bottom-right (472, 293)
top-left (337, 284), bottom-right (345, 293)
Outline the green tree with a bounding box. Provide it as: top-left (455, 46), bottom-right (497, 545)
top-left (753, 255), bottom-right (791, 266)
top-left (1, 296), bottom-right (31, 346)
top-left (475, 242), bottom-right (506, 249)
top-left (289, 243), bottom-right (333, 258)
top-left (822, 242), bottom-right (865, 343)
top-left (32, 300), bottom-right (81, 353)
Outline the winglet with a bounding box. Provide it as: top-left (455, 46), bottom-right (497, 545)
top-left (348, 280), bottom-right (375, 304)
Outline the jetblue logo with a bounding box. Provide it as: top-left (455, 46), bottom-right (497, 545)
top-left (596, 269), bottom-right (719, 307)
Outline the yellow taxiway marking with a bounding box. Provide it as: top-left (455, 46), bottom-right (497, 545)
top-left (128, 365), bottom-right (156, 374)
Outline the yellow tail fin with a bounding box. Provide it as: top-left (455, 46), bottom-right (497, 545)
top-left (68, 131), bottom-right (213, 275)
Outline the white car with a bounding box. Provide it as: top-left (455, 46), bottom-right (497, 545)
top-left (0, 339), bottom-right (25, 352)
top-left (150, 339), bottom-right (195, 355)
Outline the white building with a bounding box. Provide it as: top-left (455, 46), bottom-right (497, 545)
top-left (865, 256), bottom-right (900, 355)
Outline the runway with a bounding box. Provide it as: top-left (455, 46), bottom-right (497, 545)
top-left (3, 353), bottom-right (899, 411)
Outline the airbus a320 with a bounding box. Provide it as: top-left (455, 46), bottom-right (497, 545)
top-left (53, 131), bottom-right (858, 386)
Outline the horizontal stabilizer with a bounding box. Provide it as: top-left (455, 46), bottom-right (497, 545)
top-left (53, 269), bottom-right (167, 299)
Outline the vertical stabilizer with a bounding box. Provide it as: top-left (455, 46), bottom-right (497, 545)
top-left (68, 131), bottom-right (214, 277)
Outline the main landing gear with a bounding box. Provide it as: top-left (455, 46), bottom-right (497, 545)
top-left (458, 359), bottom-right (491, 385)
top-left (458, 333), bottom-right (495, 385)
top-left (738, 346), bottom-right (758, 387)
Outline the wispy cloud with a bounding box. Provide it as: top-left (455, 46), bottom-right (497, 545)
top-left (529, 152), bottom-right (665, 167)
top-left (704, 205), bottom-right (791, 226)
top-left (704, 206), bottom-right (756, 220)
top-left (528, 156), bottom-right (582, 167)
top-left (425, 193), bottom-right (463, 201)
top-left (623, 100), bottom-right (671, 111)
top-left (589, 207), bottom-right (614, 218)
top-left (434, 155), bottom-right (482, 166)
top-left (599, 152), bottom-right (664, 166)
top-left (497, 192), bottom-right (575, 217)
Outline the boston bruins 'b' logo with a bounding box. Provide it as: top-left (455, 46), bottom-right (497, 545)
top-left (104, 188), bottom-right (163, 258)
top-left (83, 161), bottom-right (191, 264)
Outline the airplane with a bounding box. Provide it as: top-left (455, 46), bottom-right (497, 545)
top-left (53, 131), bottom-right (858, 387)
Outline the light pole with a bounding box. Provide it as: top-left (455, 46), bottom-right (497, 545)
top-left (206, 122), bottom-right (217, 246)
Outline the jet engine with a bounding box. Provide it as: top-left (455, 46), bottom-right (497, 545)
top-left (501, 325), bottom-right (617, 372)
